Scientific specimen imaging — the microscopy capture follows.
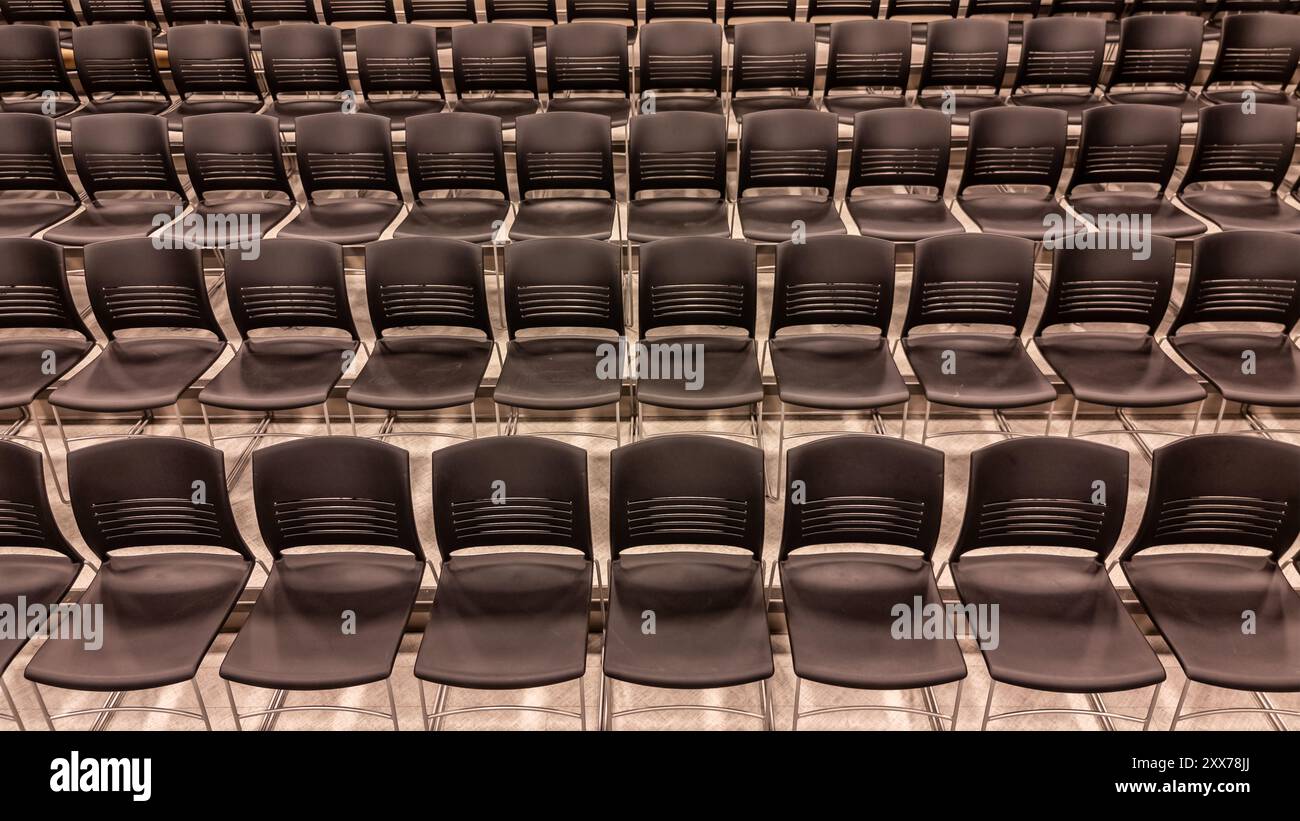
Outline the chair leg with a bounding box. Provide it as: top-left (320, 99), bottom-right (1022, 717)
top-left (225, 679), bottom-right (242, 731)
top-left (602, 676), bottom-right (615, 731)
top-left (385, 678), bottom-right (399, 731)
top-left (759, 678), bottom-right (773, 731)
top-left (1141, 682), bottom-right (1162, 731)
top-left (791, 676), bottom-right (801, 732)
top-left (433, 683), bottom-right (449, 731)
top-left (0, 674), bottom-right (26, 731)
top-left (32, 682), bottom-right (55, 731)
top-left (30, 404), bottom-right (68, 504)
top-left (979, 680), bottom-right (997, 731)
top-left (1170, 679), bottom-right (1191, 731)
top-left (577, 676), bottom-right (587, 731)
top-left (191, 677), bottom-right (212, 731)
top-left (174, 402), bottom-right (188, 440)
top-left (921, 398), bottom-right (932, 444)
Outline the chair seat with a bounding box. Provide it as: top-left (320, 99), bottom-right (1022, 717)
top-left (56, 98), bottom-right (170, 129)
top-left (954, 554), bottom-right (1165, 694)
top-left (190, 199), bottom-right (295, 243)
top-left (276, 199), bottom-right (403, 245)
top-left (737, 195), bottom-right (846, 242)
top-left (822, 93), bottom-right (907, 124)
top-left (904, 333), bottom-right (1056, 409)
top-left (0, 555), bottom-right (81, 673)
top-left (0, 199), bottom-right (79, 238)
top-left (508, 198), bottom-right (616, 240)
top-left (1068, 192), bottom-right (1207, 239)
top-left (265, 99), bottom-right (351, 132)
top-left (1010, 92), bottom-right (1106, 124)
top-left (604, 552), bottom-right (774, 689)
top-left (781, 553), bottom-right (967, 690)
top-left (347, 335), bottom-right (493, 411)
top-left (916, 93), bottom-right (1004, 125)
top-left (957, 194), bottom-right (1069, 240)
top-left (393, 198), bottom-right (509, 243)
top-left (0, 337), bottom-right (93, 410)
top-left (626, 198), bottom-right (730, 242)
top-left (50, 337), bottom-right (224, 413)
top-left (452, 96), bottom-right (539, 129)
top-left (414, 552), bottom-right (592, 689)
top-left (220, 552), bottom-right (422, 690)
top-left (847, 195), bottom-right (965, 242)
top-left (1176, 190), bottom-right (1300, 233)
top-left (165, 98), bottom-right (266, 130)
top-left (770, 333), bottom-right (909, 410)
top-left (1104, 90), bottom-right (1200, 123)
top-left (636, 95), bottom-right (724, 116)
top-left (634, 335), bottom-right (762, 411)
top-left (1124, 553), bottom-right (1300, 692)
top-left (199, 337), bottom-right (356, 412)
top-left (729, 94), bottom-right (816, 122)
top-left (495, 336), bottom-right (623, 411)
top-left (42, 199), bottom-right (183, 247)
top-left (357, 96), bottom-right (447, 128)
top-left (1200, 88), bottom-right (1300, 110)
top-left (25, 553), bottom-right (251, 692)
top-left (1036, 332), bottom-right (1205, 408)
top-left (545, 96), bottom-right (630, 127)
top-left (1170, 332), bottom-right (1300, 406)
top-left (0, 98), bottom-right (81, 118)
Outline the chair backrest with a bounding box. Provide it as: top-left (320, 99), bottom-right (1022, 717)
top-left (80, 0), bottom-right (160, 27)
top-left (546, 23), bottom-right (630, 100)
top-left (1202, 13), bottom-right (1300, 96)
top-left (1130, 0), bottom-right (1203, 10)
top-left (69, 437), bottom-right (251, 563)
top-left (403, 0), bottom-right (475, 22)
top-left (0, 440), bottom-right (80, 561)
top-left (824, 19), bottom-right (911, 98)
top-left (0, 24), bottom-right (79, 100)
top-left (644, 0), bottom-right (716, 20)
top-left (486, 0), bottom-right (558, 21)
top-left (951, 437), bottom-right (1129, 562)
top-left (404, 111), bottom-right (510, 200)
top-left (0, 238), bottom-right (92, 339)
top-left (1105, 14), bottom-right (1204, 93)
top-left (82, 238), bottom-right (225, 339)
top-left (770, 235), bottom-right (896, 336)
top-left (260, 22), bottom-right (350, 100)
top-left (1121, 435), bottom-right (1300, 563)
top-left (0, 113), bottom-right (78, 199)
top-left (240, 0), bottom-right (318, 24)
top-left (958, 106), bottom-right (1068, 197)
top-left (451, 22), bottom-right (539, 99)
top-left (847, 107), bottom-right (953, 195)
top-left (1178, 103), bottom-right (1298, 194)
top-left (609, 434), bottom-right (766, 558)
top-left (567, 0), bottom-right (637, 24)
top-left (364, 237), bottom-right (493, 338)
top-left (161, 0), bottom-right (241, 24)
top-left (1012, 16), bottom-right (1105, 94)
top-left (0, 0), bottom-right (80, 24)
top-left (71, 23), bottom-right (169, 101)
top-left (903, 233), bottom-right (1037, 335)
top-left (223, 238), bottom-right (358, 339)
top-left (321, 0), bottom-right (396, 23)
top-left (252, 436), bottom-right (424, 560)
top-left (503, 237), bottom-right (623, 337)
top-left (731, 21), bottom-right (816, 97)
top-left (1047, 0), bottom-right (1121, 14)
top-left (638, 236), bottom-right (756, 336)
top-left (965, 0), bottom-right (1040, 16)
top-left (431, 435), bottom-right (593, 560)
top-left (780, 435), bottom-right (945, 560)
top-left (1170, 231), bottom-right (1300, 335)
top-left (1034, 239), bottom-right (1178, 336)
top-left (514, 111), bottom-right (616, 199)
top-left (294, 111), bottom-right (402, 199)
top-left (183, 113), bottom-right (294, 202)
top-left (627, 111), bottom-right (727, 200)
top-left (637, 20), bottom-right (723, 98)
top-left (918, 18), bottom-right (1009, 96)
top-left (356, 23), bottom-right (443, 100)
top-left (807, 0), bottom-right (879, 20)
top-left (69, 112), bottom-right (186, 201)
top-left (885, 0), bottom-right (959, 17)
top-left (737, 108), bottom-right (839, 197)
top-left (167, 23), bottom-right (262, 101)
top-left (1067, 104), bottom-right (1182, 195)
top-left (725, 0), bottom-right (795, 21)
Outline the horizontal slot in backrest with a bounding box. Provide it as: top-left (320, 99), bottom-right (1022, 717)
top-left (0, 152), bottom-right (65, 189)
top-left (1154, 495), bottom-right (1288, 547)
top-left (928, 50), bottom-right (1002, 86)
top-left (854, 145), bottom-right (943, 185)
top-left (0, 499), bottom-right (46, 547)
top-left (459, 55), bottom-right (530, 87)
top-left (738, 52), bottom-right (809, 87)
top-left (379, 282), bottom-right (477, 323)
top-left (634, 149), bottom-right (719, 187)
top-left (238, 284), bottom-right (338, 324)
top-left (1077, 143), bottom-right (1170, 181)
top-left (175, 57), bottom-right (254, 89)
top-left (492, 0), bottom-right (553, 13)
top-left (450, 497), bottom-right (574, 541)
top-left (92, 497), bottom-right (224, 545)
top-left (304, 152), bottom-right (389, 187)
top-left (919, 279), bottom-right (1020, 321)
top-left (832, 50), bottom-right (906, 86)
top-left (966, 145), bottom-right (1057, 183)
top-left (645, 53), bottom-right (716, 87)
top-left (269, 57), bottom-right (342, 90)
top-left (83, 152), bottom-right (168, 187)
top-left (1020, 48), bottom-right (1098, 85)
top-left (1056, 279), bottom-right (1160, 320)
top-left (799, 495), bottom-right (925, 542)
top-left (408, 0), bottom-right (471, 13)
top-left (273, 496), bottom-right (401, 544)
top-left (1196, 143), bottom-right (1287, 177)
top-left (783, 280), bottom-right (882, 322)
top-left (194, 151), bottom-right (282, 187)
top-left (1116, 46), bottom-right (1195, 83)
top-left (413, 150), bottom-right (499, 186)
top-left (649, 282), bottom-right (744, 323)
top-left (0, 284), bottom-right (71, 324)
top-left (627, 495), bottom-right (748, 540)
top-left (99, 284), bottom-right (203, 324)
top-left (0, 57), bottom-right (65, 88)
top-left (1216, 45), bottom-right (1295, 80)
top-left (1192, 277), bottom-right (1297, 320)
top-left (363, 55), bottom-right (437, 89)
top-left (515, 283), bottom-right (612, 322)
top-left (80, 57), bottom-right (157, 90)
top-left (522, 150), bottom-right (606, 186)
top-left (977, 497), bottom-right (1106, 547)
top-left (552, 55), bottom-right (623, 88)
top-left (747, 148), bottom-right (829, 185)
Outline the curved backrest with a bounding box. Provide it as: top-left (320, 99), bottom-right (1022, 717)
top-left (514, 112), bottom-right (615, 198)
top-left (645, 0), bottom-right (717, 20)
top-left (240, 0), bottom-right (318, 24)
top-left (919, 18), bottom-right (1008, 94)
top-left (546, 23), bottom-right (629, 98)
top-left (958, 106), bottom-right (1068, 195)
top-left (0, 24), bottom-right (79, 99)
top-left (1013, 16), bottom-right (1105, 93)
top-left (80, 0), bottom-right (159, 27)
top-left (1106, 14), bottom-right (1203, 92)
top-left (848, 107), bottom-right (953, 194)
top-left (0, 0), bottom-right (80, 23)
top-left (403, 0), bottom-right (475, 21)
top-left (356, 23), bottom-right (443, 98)
top-left (486, 0), bottom-right (558, 21)
top-left (82, 238), bottom-right (225, 339)
top-left (161, 0), bottom-right (241, 24)
top-left (183, 113), bottom-right (294, 201)
top-left (638, 21), bottom-right (723, 97)
top-left (951, 436), bottom-right (1129, 561)
top-left (609, 434), bottom-right (765, 558)
top-left (260, 23), bottom-right (349, 99)
top-left (627, 111), bottom-right (727, 198)
top-left (738, 108), bottom-right (838, 196)
top-left (0, 238), bottom-right (92, 337)
top-left (567, 0), bottom-right (636, 22)
top-left (451, 23), bottom-right (538, 97)
top-left (71, 23), bottom-right (169, 100)
top-left (1170, 231), bottom-right (1300, 334)
top-left (1035, 239), bottom-right (1177, 335)
top-left (223, 238), bottom-right (358, 338)
top-left (885, 0), bottom-right (960, 14)
top-left (808, 0), bottom-right (879, 19)
top-left (404, 112), bottom-right (510, 199)
top-left (904, 233), bottom-right (1037, 335)
top-left (69, 437), bottom-right (251, 562)
top-left (294, 112), bottom-right (401, 198)
top-left (731, 21), bottom-right (816, 96)
top-left (504, 238), bottom-right (623, 337)
top-left (1122, 435), bottom-right (1300, 562)
top-left (0, 113), bottom-right (78, 198)
top-left (431, 435), bottom-right (592, 559)
top-left (0, 441), bottom-right (79, 561)
top-left (824, 19), bottom-right (911, 96)
top-left (168, 23), bottom-right (261, 100)
top-left (364, 237), bottom-right (493, 338)
top-left (1178, 103), bottom-right (1298, 194)
top-left (780, 435), bottom-right (945, 560)
top-left (1067, 104), bottom-right (1182, 194)
top-left (322, 0), bottom-right (396, 22)
top-left (1203, 13), bottom-right (1300, 94)
top-left (69, 113), bottom-right (186, 201)
top-left (638, 237), bottom-right (756, 335)
top-left (252, 436), bottom-right (424, 560)
top-left (770, 235), bottom-right (895, 335)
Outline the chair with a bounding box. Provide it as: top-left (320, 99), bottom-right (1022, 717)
top-left (1199, 12), bottom-right (1300, 108)
top-left (321, 0), bottom-right (398, 45)
top-left (346, 237), bottom-right (495, 438)
top-left (403, 0), bottom-right (477, 50)
top-left (1121, 435), bottom-right (1300, 729)
top-left (0, 0), bottom-right (80, 33)
top-left (1103, 14), bottom-right (1205, 123)
top-left (544, 23), bottom-right (631, 128)
top-left (635, 20), bottom-right (725, 116)
top-left (601, 434), bottom-right (774, 729)
top-left (951, 436), bottom-right (1166, 730)
top-left (24, 436), bottom-right (253, 730)
top-left (779, 434), bottom-right (965, 729)
top-left (1167, 231), bottom-right (1300, 434)
top-left (220, 436), bottom-right (425, 730)
top-left (902, 233), bottom-right (1056, 443)
top-left (449, 23), bottom-right (541, 129)
top-left (486, 0), bottom-right (558, 49)
top-left (728, 21), bottom-right (817, 122)
top-left (0, 113), bottom-right (82, 238)
top-left (915, 18), bottom-right (1009, 124)
top-left (644, 0), bottom-right (717, 21)
top-left (79, 0), bottom-right (161, 29)
top-left (1065, 104), bottom-right (1207, 239)
top-left (820, 20), bottom-right (911, 124)
top-left (736, 108), bottom-right (847, 242)
top-left (1176, 103), bottom-right (1300, 233)
top-left (241, 0), bottom-right (318, 27)
top-left (956, 106), bottom-right (1069, 239)
top-left (807, 0), bottom-right (880, 29)
top-left (181, 113), bottom-right (297, 247)
top-left (355, 23), bottom-right (447, 128)
top-left (567, 0), bottom-right (639, 45)
top-left (1009, 16), bottom-right (1106, 123)
top-left (0, 25), bottom-right (82, 119)
top-left (625, 111), bottom-right (730, 242)
top-left (725, 0), bottom-right (796, 27)
top-left (416, 435), bottom-right (595, 729)
top-left (0, 441), bottom-right (82, 730)
top-left (165, 24), bottom-right (266, 132)
top-left (509, 111), bottom-right (618, 241)
top-left (62, 24), bottom-right (173, 126)
top-left (844, 108), bottom-right (965, 241)
top-left (259, 23), bottom-right (352, 132)
top-left (161, 0), bottom-right (241, 25)
top-left (394, 112), bottom-right (510, 246)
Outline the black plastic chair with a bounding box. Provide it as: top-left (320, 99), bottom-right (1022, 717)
top-left (779, 434), bottom-right (964, 729)
top-left (1104, 14), bottom-right (1205, 122)
top-left (820, 20), bottom-right (911, 124)
top-left (449, 22), bottom-right (541, 129)
top-left (322, 0), bottom-right (398, 46)
top-left (736, 108), bottom-right (847, 242)
top-left (626, 111), bottom-right (730, 243)
top-left (161, 0), bottom-right (241, 25)
top-left (182, 112), bottom-right (297, 247)
top-left (260, 23), bottom-right (352, 132)
top-left (0, 113), bottom-right (82, 238)
top-left (0, 0), bottom-right (81, 33)
top-left (416, 435), bottom-right (594, 729)
top-left (509, 111), bottom-right (618, 240)
top-left (725, 0), bottom-right (796, 25)
top-left (636, 20), bottom-right (725, 115)
top-left (394, 111), bottom-right (510, 245)
top-left (729, 21), bottom-right (817, 122)
top-left (62, 23), bottom-right (172, 127)
top-left (1010, 16), bottom-right (1106, 123)
top-left (902, 233), bottom-right (1056, 443)
top-left (1121, 435), bottom-right (1300, 729)
top-left (355, 23), bottom-right (447, 128)
top-left (0, 24), bottom-right (82, 119)
top-left (220, 436), bottom-right (425, 730)
top-left (602, 434), bottom-right (774, 730)
top-left (544, 22), bottom-right (631, 127)
top-left (241, 0), bottom-right (318, 27)
top-left (1199, 12), bottom-right (1300, 108)
top-left (915, 18), bottom-right (1009, 123)
top-left (956, 106), bottom-right (1069, 239)
top-left (165, 24), bottom-right (266, 132)
top-left (952, 436), bottom-right (1166, 730)
top-left (403, 0), bottom-right (477, 48)
top-left (24, 436), bottom-right (252, 730)
top-left (79, 0), bottom-right (161, 29)
top-left (844, 107), bottom-right (965, 241)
